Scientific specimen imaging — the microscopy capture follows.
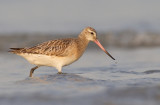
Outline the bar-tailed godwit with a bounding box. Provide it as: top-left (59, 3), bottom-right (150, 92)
top-left (9, 27), bottom-right (115, 77)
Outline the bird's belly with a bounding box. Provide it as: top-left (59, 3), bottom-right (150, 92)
top-left (19, 53), bottom-right (77, 67)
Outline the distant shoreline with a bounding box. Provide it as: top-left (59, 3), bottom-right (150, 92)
top-left (1, 30), bottom-right (160, 52)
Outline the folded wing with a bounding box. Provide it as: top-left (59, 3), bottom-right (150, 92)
top-left (9, 38), bottom-right (74, 57)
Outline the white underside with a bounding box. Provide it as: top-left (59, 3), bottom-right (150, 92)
top-left (18, 53), bottom-right (77, 72)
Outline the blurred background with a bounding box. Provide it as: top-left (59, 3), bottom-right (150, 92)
top-left (1, 0), bottom-right (160, 105)
top-left (0, 0), bottom-right (160, 51)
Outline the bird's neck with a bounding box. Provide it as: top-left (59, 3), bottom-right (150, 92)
top-left (78, 33), bottom-right (90, 46)
top-left (74, 33), bottom-right (90, 59)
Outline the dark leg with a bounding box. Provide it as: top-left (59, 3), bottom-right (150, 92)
top-left (29, 66), bottom-right (39, 77)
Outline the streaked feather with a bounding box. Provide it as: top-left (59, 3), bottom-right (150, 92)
top-left (9, 38), bottom-right (75, 57)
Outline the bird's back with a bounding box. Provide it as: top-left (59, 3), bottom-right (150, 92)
top-left (9, 38), bottom-right (77, 57)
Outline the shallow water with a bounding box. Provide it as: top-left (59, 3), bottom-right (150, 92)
top-left (0, 48), bottom-right (160, 105)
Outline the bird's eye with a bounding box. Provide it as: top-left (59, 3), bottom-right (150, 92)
top-left (91, 32), bottom-right (94, 35)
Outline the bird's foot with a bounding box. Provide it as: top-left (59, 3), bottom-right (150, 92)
top-left (57, 72), bottom-right (63, 74)
top-left (57, 72), bottom-right (67, 74)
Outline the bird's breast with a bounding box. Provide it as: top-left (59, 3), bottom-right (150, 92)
top-left (19, 53), bottom-right (78, 67)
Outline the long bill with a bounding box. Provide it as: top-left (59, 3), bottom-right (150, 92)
top-left (94, 39), bottom-right (115, 60)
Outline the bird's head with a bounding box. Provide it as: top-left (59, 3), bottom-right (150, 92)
top-left (82, 27), bottom-right (97, 41)
top-left (80, 27), bottom-right (115, 60)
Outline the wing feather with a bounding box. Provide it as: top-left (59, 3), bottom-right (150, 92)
top-left (10, 38), bottom-right (75, 57)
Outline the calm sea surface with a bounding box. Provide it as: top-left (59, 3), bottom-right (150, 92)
top-left (0, 48), bottom-right (160, 105)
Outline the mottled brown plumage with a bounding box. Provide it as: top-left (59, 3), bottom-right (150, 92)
top-left (11, 39), bottom-right (74, 56)
top-left (10, 27), bottom-right (115, 77)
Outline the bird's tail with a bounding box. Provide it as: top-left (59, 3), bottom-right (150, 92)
top-left (9, 48), bottom-right (23, 54)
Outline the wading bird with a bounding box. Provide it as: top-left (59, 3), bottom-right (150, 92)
top-left (9, 27), bottom-right (115, 77)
